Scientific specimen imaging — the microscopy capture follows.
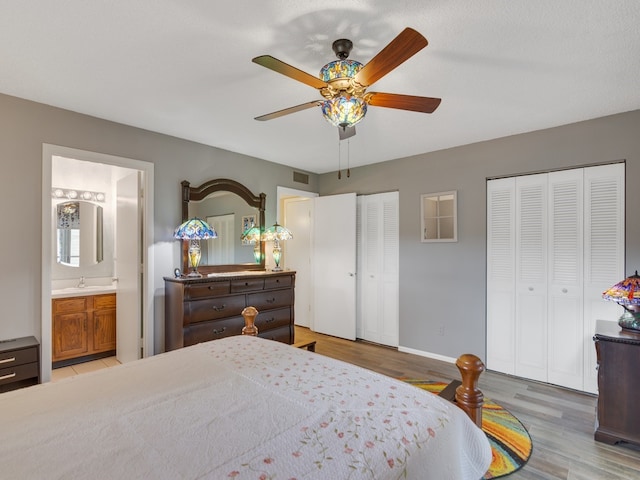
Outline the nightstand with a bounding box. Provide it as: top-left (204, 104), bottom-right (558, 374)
top-left (593, 320), bottom-right (640, 446)
top-left (0, 336), bottom-right (40, 393)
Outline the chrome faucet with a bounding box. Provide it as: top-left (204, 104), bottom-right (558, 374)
top-left (77, 276), bottom-right (86, 288)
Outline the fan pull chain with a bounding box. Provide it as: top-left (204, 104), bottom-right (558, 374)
top-left (347, 139), bottom-right (351, 178)
top-left (337, 139), bottom-right (341, 179)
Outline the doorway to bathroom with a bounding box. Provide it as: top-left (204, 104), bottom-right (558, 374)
top-left (41, 144), bottom-right (154, 383)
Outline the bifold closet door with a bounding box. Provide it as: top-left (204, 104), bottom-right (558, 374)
top-left (582, 164), bottom-right (625, 393)
top-left (514, 174), bottom-right (548, 382)
top-left (356, 192), bottom-right (399, 347)
top-left (486, 178), bottom-right (516, 374)
top-left (487, 163), bottom-right (624, 392)
top-left (546, 169), bottom-right (584, 390)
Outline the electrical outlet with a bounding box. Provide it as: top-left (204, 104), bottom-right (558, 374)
top-left (438, 325), bottom-right (445, 336)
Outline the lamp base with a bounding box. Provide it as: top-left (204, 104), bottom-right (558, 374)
top-left (619, 311), bottom-right (640, 331)
top-left (186, 270), bottom-right (202, 278)
top-left (271, 266), bottom-right (283, 272)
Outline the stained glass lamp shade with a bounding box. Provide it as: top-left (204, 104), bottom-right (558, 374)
top-left (262, 223), bottom-right (293, 272)
top-left (319, 59), bottom-right (367, 128)
top-left (174, 218), bottom-right (217, 277)
top-left (602, 271), bottom-right (640, 331)
top-left (241, 226), bottom-right (262, 264)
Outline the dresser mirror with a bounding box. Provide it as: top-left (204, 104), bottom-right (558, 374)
top-left (181, 178), bottom-right (266, 274)
top-left (56, 200), bottom-right (104, 267)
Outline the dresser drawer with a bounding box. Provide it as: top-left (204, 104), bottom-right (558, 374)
top-left (255, 307), bottom-right (291, 332)
top-left (258, 325), bottom-right (293, 344)
top-left (184, 316), bottom-right (244, 345)
top-left (0, 362), bottom-right (39, 387)
top-left (248, 289), bottom-right (293, 311)
top-left (231, 278), bottom-right (264, 293)
top-left (186, 294), bottom-right (246, 324)
top-left (0, 345), bottom-right (38, 367)
top-left (185, 281), bottom-right (231, 300)
top-left (264, 275), bottom-right (292, 290)
top-left (53, 297), bottom-right (90, 314)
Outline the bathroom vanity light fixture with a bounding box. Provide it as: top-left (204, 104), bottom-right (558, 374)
top-left (52, 188), bottom-right (106, 203)
top-left (174, 217), bottom-right (217, 277)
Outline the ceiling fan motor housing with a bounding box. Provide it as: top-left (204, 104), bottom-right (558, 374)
top-left (332, 38), bottom-right (353, 59)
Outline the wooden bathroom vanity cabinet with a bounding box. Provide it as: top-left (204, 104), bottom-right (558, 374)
top-left (52, 293), bottom-right (116, 365)
top-left (164, 271), bottom-right (295, 351)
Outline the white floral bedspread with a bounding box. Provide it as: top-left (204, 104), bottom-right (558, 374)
top-left (0, 336), bottom-right (490, 480)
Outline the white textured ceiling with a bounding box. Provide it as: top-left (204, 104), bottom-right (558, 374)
top-left (2, 1), bottom-right (639, 173)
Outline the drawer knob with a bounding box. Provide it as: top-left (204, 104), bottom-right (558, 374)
top-left (266, 297), bottom-right (276, 304)
top-left (0, 356), bottom-right (16, 364)
top-left (212, 327), bottom-right (226, 335)
top-left (0, 372), bottom-right (17, 381)
top-left (212, 304), bottom-right (226, 312)
top-left (266, 317), bottom-right (275, 323)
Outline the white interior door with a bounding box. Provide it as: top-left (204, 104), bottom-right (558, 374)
top-left (284, 198), bottom-right (312, 328)
top-left (313, 193), bottom-right (356, 340)
top-left (115, 171), bottom-right (141, 363)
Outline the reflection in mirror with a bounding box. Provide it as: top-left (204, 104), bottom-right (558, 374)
top-left (56, 201), bottom-right (104, 267)
top-left (181, 179), bottom-right (266, 273)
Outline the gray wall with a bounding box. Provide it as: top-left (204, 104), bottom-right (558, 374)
top-left (319, 109), bottom-right (640, 360)
top-left (2, 87), bottom-right (639, 363)
top-left (0, 92), bottom-right (317, 351)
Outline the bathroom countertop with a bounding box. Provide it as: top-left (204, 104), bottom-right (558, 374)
top-left (51, 285), bottom-right (117, 299)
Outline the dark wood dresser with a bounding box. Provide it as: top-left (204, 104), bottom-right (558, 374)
top-left (593, 320), bottom-right (640, 446)
top-left (165, 271), bottom-right (295, 351)
top-left (0, 336), bottom-right (40, 393)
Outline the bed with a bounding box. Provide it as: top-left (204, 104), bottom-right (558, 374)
top-left (0, 334), bottom-right (491, 479)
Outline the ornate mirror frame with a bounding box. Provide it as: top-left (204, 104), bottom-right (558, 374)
top-left (181, 178), bottom-right (266, 274)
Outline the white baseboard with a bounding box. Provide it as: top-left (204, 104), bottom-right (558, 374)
top-left (398, 345), bottom-right (457, 364)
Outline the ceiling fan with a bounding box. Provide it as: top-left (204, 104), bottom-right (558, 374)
top-left (252, 27), bottom-right (441, 140)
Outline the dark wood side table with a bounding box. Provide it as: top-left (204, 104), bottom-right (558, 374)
top-left (593, 320), bottom-right (640, 446)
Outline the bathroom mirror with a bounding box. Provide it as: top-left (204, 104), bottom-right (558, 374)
top-left (56, 201), bottom-right (104, 267)
top-left (181, 178), bottom-right (266, 274)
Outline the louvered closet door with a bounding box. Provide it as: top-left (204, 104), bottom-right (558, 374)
top-left (515, 174), bottom-right (548, 382)
top-left (357, 192), bottom-right (399, 347)
top-left (547, 169), bottom-right (584, 390)
top-left (486, 178), bottom-right (516, 374)
top-left (583, 163), bottom-right (625, 393)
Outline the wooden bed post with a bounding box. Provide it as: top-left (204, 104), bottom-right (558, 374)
top-left (241, 307), bottom-right (258, 336)
top-left (455, 354), bottom-right (485, 428)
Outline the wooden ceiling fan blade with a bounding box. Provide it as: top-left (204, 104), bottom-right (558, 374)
top-left (339, 125), bottom-right (356, 140)
top-left (354, 28), bottom-right (428, 87)
top-left (366, 92), bottom-right (441, 113)
top-left (255, 100), bottom-right (322, 121)
top-left (252, 55), bottom-right (328, 90)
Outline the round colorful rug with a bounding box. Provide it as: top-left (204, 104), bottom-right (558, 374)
top-left (403, 380), bottom-right (532, 479)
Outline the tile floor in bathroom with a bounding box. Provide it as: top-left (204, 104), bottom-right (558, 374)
top-left (51, 356), bottom-right (120, 382)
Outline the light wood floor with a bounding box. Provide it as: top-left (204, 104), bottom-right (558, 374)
top-left (294, 326), bottom-right (640, 480)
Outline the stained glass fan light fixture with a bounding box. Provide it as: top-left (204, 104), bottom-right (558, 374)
top-left (174, 218), bottom-right (217, 277)
top-left (262, 223), bottom-right (293, 272)
top-left (602, 271), bottom-right (640, 331)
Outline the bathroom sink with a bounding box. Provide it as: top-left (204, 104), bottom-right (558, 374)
top-left (51, 285), bottom-right (116, 298)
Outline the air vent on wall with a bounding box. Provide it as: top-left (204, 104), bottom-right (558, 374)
top-left (293, 171), bottom-right (309, 184)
